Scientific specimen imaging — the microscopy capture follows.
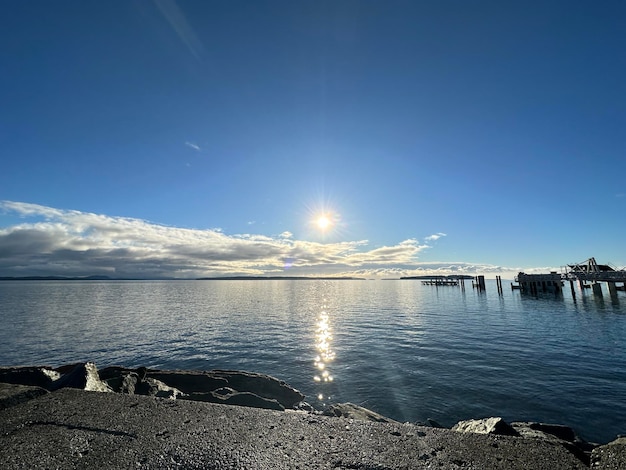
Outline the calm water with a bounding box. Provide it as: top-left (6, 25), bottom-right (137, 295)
top-left (1, 279), bottom-right (625, 443)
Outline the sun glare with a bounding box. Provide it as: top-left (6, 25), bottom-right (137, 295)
top-left (316, 215), bottom-right (331, 230)
top-left (304, 198), bottom-right (342, 238)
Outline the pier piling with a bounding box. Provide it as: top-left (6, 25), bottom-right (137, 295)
top-left (473, 275), bottom-right (486, 291)
top-left (496, 276), bottom-right (503, 295)
top-left (592, 283), bottom-right (603, 296)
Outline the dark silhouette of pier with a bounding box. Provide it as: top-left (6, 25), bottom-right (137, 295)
top-left (514, 257), bottom-right (626, 297)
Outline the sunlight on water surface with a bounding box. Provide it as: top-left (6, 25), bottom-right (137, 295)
top-left (1, 279), bottom-right (625, 443)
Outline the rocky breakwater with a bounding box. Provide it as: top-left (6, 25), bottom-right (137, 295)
top-left (0, 362), bottom-right (305, 411)
top-left (1, 362), bottom-right (625, 468)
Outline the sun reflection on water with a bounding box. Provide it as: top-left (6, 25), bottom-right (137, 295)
top-left (313, 299), bottom-right (336, 403)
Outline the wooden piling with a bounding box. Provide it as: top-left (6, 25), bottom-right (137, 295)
top-left (474, 275), bottom-right (486, 291)
top-left (496, 276), bottom-right (503, 295)
top-left (608, 282), bottom-right (618, 296)
top-left (592, 283), bottom-right (603, 296)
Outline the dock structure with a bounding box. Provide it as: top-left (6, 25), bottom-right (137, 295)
top-left (421, 278), bottom-right (458, 286)
top-left (400, 275), bottom-right (472, 287)
top-left (563, 257), bottom-right (626, 296)
top-left (512, 258), bottom-right (626, 297)
top-left (402, 258), bottom-right (625, 298)
top-left (514, 272), bottom-right (563, 294)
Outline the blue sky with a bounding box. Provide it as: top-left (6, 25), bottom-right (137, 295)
top-left (1, 1), bottom-right (625, 278)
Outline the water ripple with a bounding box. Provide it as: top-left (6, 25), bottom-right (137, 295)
top-left (1, 279), bottom-right (626, 442)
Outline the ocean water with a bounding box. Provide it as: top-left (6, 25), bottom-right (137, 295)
top-left (1, 279), bottom-right (625, 443)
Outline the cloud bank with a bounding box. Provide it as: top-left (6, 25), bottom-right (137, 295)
top-left (0, 201), bottom-right (526, 278)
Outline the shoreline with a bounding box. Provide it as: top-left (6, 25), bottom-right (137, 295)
top-left (1, 362), bottom-right (625, 468)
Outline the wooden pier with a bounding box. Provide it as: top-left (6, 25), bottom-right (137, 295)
top-left (400, 275), bottom-right (473, 289)
top-left (421, 279), bottom-right (458, 286)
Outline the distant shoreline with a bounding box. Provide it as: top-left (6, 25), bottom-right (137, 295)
top-left (0, 275), bottom-right (366, 281)
top-left (0, 275), bottom-right (139, 281)
top-left (196, 276), bottom-right (365, 281)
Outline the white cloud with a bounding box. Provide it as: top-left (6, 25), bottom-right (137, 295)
top-left (185, 141), bottom-right (201, 151)
top-left (305, 262), bottom-right (525, 280)
top-left (0, 201), bottom-right (434, 279)
top-left (425, 232), bottom-right (447, 242)
top-left (0, 201), bottom-right (65, 219)
top-left (0, 202), bottom-right (565, 279)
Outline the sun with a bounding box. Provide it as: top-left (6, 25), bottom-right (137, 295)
top-left (316, 214), bottom-right (332, 230)
top-left (304, 198), bottom-right (342, 237)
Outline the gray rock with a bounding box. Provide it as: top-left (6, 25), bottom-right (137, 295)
top-left (452, 417), bottom-right (519, 436)
top-left (185, 387), bottom-right (284, 411)
top-left (101, 367), bottom-right (183, 398)
top-left (100, 367), bottom-right (152, 395)
top-left (145, 369), bottom-right (304, 409)
top-left (209, 369), bottom-right (305, 408)
top-left (50, 362), bottom-right (112, 393)
top-left (293, 401), bottom-right (315, 412)
top-left (512, 421), bottom-right (594, 465)
top-left (105, 372), bottom-right (139, 394)
top-left (214, 389), bottom-right (284, 411)
top-left (98, 366), bottom-right (132, 382)
top-left (416, 418), bottom-right (445, 428)
top-left (0, 366), bottom-right (60, 388)
top-left (135, 377), bottom-right (184, 399)
top-left (120, 373), bottom-right (139, 394)
top-left (0, 383), bottom-right (49, 410)
top-left (426, 418), bottom-right (444, 428)
top-left (142, 369), bottom-right (229, 393)
top-left (512, 421), bottom-right (584, 443)
top-left (323, 402), bottom-right (398, 423)
top-left (97, 366), bottom-right (303, 409)
top-left (591, 437), bottom-right (626, 469)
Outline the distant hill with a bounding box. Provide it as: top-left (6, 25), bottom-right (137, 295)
top-left (196, 276), bottom-right (364, 281)
top-left (0, 275), bottom-right (130, 281)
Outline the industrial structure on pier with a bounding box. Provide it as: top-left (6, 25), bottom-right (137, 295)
top-left (514, 257), bottom-right (626, 296)
top-left (403, 257), bottom-right (625, 299)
